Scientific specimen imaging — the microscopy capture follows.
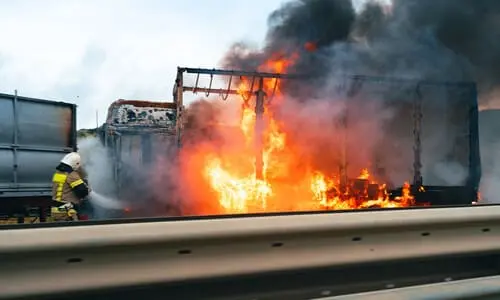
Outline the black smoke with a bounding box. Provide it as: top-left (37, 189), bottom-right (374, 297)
top-left (392, 0), bottom-right (500, 95)
top-left (221, 0), bottom-right (500, 105)
top-left (222, 0), bottom-right (355, 85)
top-left (265, 0), bottom-right (355, 50)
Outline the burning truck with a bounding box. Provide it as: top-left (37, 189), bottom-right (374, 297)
top-left (170, 63), bottom-right (480, 216)
top-left (97, 62), bottom-right (480, 217)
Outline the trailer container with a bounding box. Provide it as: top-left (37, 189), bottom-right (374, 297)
top-left (330, 76), bottom-right (481, 205)
top-left (0, 92), bottom-right (77, 219)
top-left (175, 68), bottom-right (481, 207)
top-left (98, 99), bottom-right (178, 216)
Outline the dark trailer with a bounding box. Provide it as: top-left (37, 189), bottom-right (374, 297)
top-left (0, 92), bottom-right (77, 220)
top-left (330, 76), bottom-right (481, 205)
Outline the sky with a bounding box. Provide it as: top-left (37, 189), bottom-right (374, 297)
top-left (0, 0), bottom-right (369, 129)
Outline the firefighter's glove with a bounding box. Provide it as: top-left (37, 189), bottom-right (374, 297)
top-left (58, 202), bottom-right (74, 210)
top-left (67, 209), bottom-right (78, 218)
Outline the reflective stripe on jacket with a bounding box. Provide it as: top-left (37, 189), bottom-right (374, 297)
top-left (51, 169), bottom-right (89, 204)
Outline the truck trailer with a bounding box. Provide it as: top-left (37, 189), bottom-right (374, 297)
top-left (0, 92), bottom-right (77, 222)
top-left (333, 76), bottom-right (481, 206)
top-left (174, 67), bottom-right (481, 207)
top-left (98, 99), bottom-right (178, 216)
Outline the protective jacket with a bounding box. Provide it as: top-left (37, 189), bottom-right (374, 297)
top-left (51, 163), bottom-right (90, 204)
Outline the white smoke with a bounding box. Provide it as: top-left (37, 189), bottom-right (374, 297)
top-left (77, 136), bottom-right (115, 196)
top-left (77, 136), bottom-right (125, 217)
top-left (478, 145), bottom-right (500, 204)
top-left (478, 109), bottom-right (500, 203)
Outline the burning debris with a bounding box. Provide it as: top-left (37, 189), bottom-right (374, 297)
top-left (311, 169), bottom-right (415, 210)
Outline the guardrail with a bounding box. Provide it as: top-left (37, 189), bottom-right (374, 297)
top-left (320, 275), bottom-right (500, 300)
top-left (1, 205), bottom-right (500, 299)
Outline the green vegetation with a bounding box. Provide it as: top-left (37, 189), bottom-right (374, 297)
top-left (77, 128), bottom-right (97, 139)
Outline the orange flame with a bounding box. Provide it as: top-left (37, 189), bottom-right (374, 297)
top-left (358, 168), bottom-right (370, 180)
top-left (304, 41), bottom-right (317, 52)
top-left (199, 51), bottom-right (415, 214)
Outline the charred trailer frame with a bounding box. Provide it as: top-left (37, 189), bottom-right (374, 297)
top-left (98, 100), bottom-right (178, 215)
top-left (335, 76), bottom-right (481, 206)
top-left (173, 67), bottom-right (299, 181)
top-left (174, 67), bottom-right (481, 207)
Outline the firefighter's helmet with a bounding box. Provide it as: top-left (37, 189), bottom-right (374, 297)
top-left (61, 152), bottom-right (81, 170)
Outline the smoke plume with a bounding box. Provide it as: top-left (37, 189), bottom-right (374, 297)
top-left (78, 137), bottom-right (114, 195)
top-left (222, 0), bottom-right (500, 97)
top-left (77, 137), bottom-right (118, 218)
top-left (211, 0), bottom-right (500, 195)
top-left (478, 109), bottom-right (500, 203)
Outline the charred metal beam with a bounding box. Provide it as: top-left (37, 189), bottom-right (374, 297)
top-left (178, 67), bottom-right (302, 79)
top-left (174, 68), bottom-right (184, 148)
top-left (183, 87), bottom-right (241, 95)
top-left (255, 78), bottom-right (266, 180)
top-left (342, 74), bottom-right (476, 88)
top-left (413, 84), bottom-right (423, 187)
top-left (178, 67), bottom-right (476, 87)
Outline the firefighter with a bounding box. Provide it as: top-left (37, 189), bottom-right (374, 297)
top-left (51, 152), bottom-right (91, 220)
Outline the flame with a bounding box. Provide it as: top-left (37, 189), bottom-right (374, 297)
top-left (310, 169), bottom-right (412, 210)
top-left (304, 41), bottom-right (317, 52)
top-left (205, 157), bottom-right (271, 213)
top-left (358, 168), bottom-right (370, 180)
top-left (199, 51), bottom-right (416, 214)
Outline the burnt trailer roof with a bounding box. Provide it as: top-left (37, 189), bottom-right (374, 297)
top-left (103, 99), bottom-right (177, 134)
